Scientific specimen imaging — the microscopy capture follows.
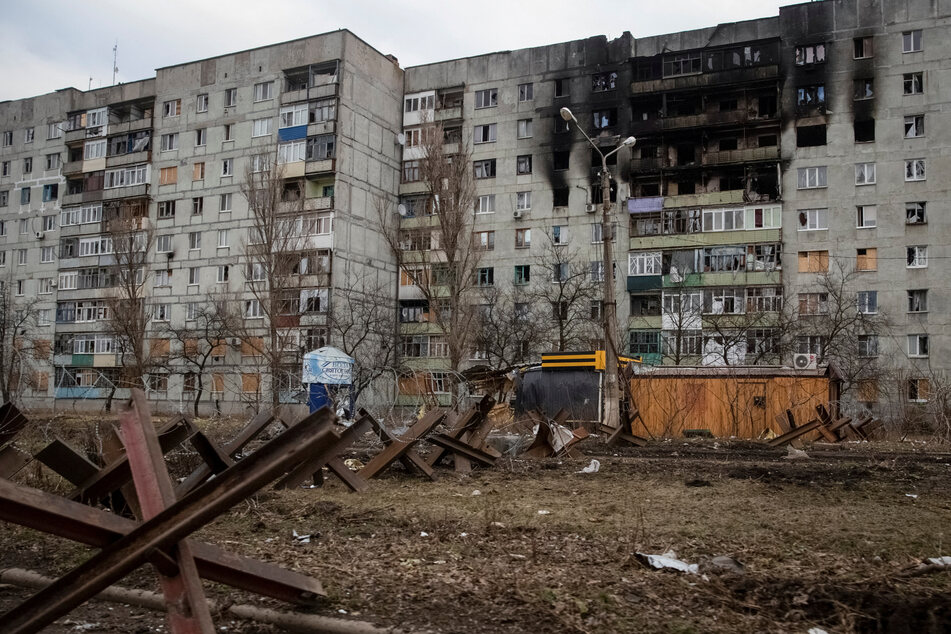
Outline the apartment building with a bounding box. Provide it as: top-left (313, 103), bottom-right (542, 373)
top-left (0, 1), bottom-right (948, 416)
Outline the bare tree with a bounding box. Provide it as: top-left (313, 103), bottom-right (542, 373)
top-left (377, 117), bottom-right (479, 381)
top-left (241, 157), bottom-right (316, 408)
top-left (103, 200), bottom-right (153, 410)
top-left (160, 293), bottom-right (241, 416)
top-left (329, 272), bottom-right (397, 407)
top-left (531, 228), bottom-right (601, 352)
top-left (472, 285), bottom-right (547, 370)
top-left (0, 272), bottom-right (42, 403)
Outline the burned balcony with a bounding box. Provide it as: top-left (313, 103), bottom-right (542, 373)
top-left (282, 61), bottom-right (340, 105)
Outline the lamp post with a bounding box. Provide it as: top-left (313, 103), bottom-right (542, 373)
top-left (560, 107), bottom-right (635, 432)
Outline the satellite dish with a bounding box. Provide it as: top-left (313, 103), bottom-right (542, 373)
top-left (397, 204), bottom-right (408, 217)
top-left (397, 133), bottom-right (406, 146)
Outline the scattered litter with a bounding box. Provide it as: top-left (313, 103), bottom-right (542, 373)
top-left (635, 551), bottom-right (699, 574)
top-left (577, 459), bottom-right (600, 474)
top-left (905, 494), bottom-right (918, 499)
top-left (420, 531), bottom-right (429, 537)
top-left (784, 446), bottom-right (810, 460)
top-left (537, 510), bottom-right (551, 515)
top-left (292, 530), bottom-right (311, 544)
top-left (459, 532), bottom-right (468, 537)
top-left (63, 622), bottom-right (100, 632)
top-left (708, 556), bottom-right (745, 574)
top-left (808, 628), bottom-right (829, 634)
top-left (432, 560), bottom-right (446, 565)
top-left (344, 458), bottom-right (364, 471)
top-left (685, 479), bottom-right (712, 487)
top-left (490, 521), bottom-right (506, 528)
top-left (471, 489), bottom-right (482, 496)
top-left (926, 556), bottom-right (951, 566)
top-left (337, 609), bottom-right (348, 614)
top-left (509, 553), bottom-right (527, 560)
top-left (900, 556), bottom-right (951, 577)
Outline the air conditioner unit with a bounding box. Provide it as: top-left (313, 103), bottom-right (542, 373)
top-left (585, 204), bottom-right (597, 214)
top-left (792, 353), bottom-right (818, 370)
top-left (35, 231), bottom-right (44, 240)
top-left (512, 210), bottom-right (524, 219)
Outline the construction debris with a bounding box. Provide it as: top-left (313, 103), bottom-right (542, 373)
top-left (769, 405), bottom-right (881, 448)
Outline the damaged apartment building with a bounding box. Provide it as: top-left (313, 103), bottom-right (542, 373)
top-left (0, 0), bottom-right (947, 414)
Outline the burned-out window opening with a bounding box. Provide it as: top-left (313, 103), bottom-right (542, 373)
top-left (748, 244), bottom-right (781, 271)
top-left (631, 212), bottom-right (662, 237)
top-left (591, 149), bottom-right (618, 167)
top-left (675, 180), bottom-right (696, 195)
top-left (758, 134), bottom-right (777, 147)
top-left (592, 109), bottom-right (617, 129)
top-left (796, 85), bottom-right (825, 108)
top-left (591, 181), bottom-right (617, 204)
top-left (853, 78), bottom-right (874, 100)
top-left (755, 94), bottom-right (777, 118)
top-left (796, 125), bottom-right (826, 147)
top-left (553, 151), bottom-right (570, 171)
top-left (591, 72), bottom-right (617, 92)
top-left (552, 188), bottom-right (569, 207)
top-left (702, 246), bottom-right (746, 273)
top-left (905, 202), bottom-right (926, 224)
top-left (663, 209), bottom-right (701, 235)
top-left (719, 99), bottom-right (738, 112)
top-left (718, 138), bottom-right (738, 151)
top-left (554, 78), bottom-right (569, 98)
top-left (663, 52), bottom-right (702, 77)
top-left (630, 294), bottom-right (661, 317)
top-left (854, 37), bottom-right (873, 59)
top-left (795, 44), bottom-right (826, 65)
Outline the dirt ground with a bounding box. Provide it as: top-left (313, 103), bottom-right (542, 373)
top-left (1, 414), bottom-right (950, 633)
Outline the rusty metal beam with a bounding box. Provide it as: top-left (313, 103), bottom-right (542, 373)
top-left (360, 409), bottom-right (443, 480)
top-left (426, 434), bottom-right (499, 467)
top-left (0, 445), bottom-right (31, 479)
top-left (0, 407), bottom-right (337, 633)
top-left (273, 414), bottom-right (371, 490)
top-left (0, 477), bottom-right (323, 604)
top-left (0, 402), bottom-right (28, 447)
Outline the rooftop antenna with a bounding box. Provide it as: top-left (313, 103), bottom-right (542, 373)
top-left (88, 77), bottom-right (93, 91)
top-left (112, 41), bottom-right (119, 85)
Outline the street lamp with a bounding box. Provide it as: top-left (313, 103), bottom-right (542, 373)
top-left (560, 107), bottom-right (635, 432)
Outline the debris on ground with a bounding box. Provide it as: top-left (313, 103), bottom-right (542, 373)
top-left (635, 551), bottom-right (699, 574)
top-left (577, 459), bottom-right (600, 474)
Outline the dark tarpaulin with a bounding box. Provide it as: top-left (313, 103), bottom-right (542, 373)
top-left (514, 368), bottom-right (600, 422)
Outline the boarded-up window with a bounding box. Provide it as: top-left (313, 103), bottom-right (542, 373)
top-left (797, 250), bottom-right (829, 273)
top-left (858, 379), bottom-right (878, 403)
top-left (159, 166), bottom-right (177, 185)
top-left (241, 337), bottom-right (263, 356)
top-left (184, 339), bottom-right (199, 357)
top-left (242, 373), bottom-right (260, 394)
top-left (211, 339), bottom-right (227, 358)
top-left (34, 372), bottom-right (49, 391)
top-left (212, 373), bottom-right (225, 394)
top-left (149, 339), bottom-right (170, 359)
top-left (856, 248), bottom-right (877, 271)
top-left (192, 162), bottom-right (205, 180)
top-left (33, 339), bottom-right (51, 360)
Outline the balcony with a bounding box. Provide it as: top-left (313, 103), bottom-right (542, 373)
top-left (304, 159), bottom-right (335, 176)
top-left (435, 107), bottom-right (462, 122)
top-left (662, 109), bottom-right (749, 130)
top-left (65, 128), bottom-right (87, 144)
top-left (302, 195), bottom-right (333, 211)
top-left (663, 189), bottom-right (746, 209)
top-left (630, 157), bottom-right (666, 171)
top-left (307, 121), bottom-right (335, 137)
top-left (61, 192), bottom-right (85, 206)
top-left (106, 151), bottom-right (151, 169)
top-left (701, 146), bottom-right (779, 166)
top-left (63, 160), bottom-right (84, 176)
top-left (101, 184), bottom-right (149, 201)
top-left (632, 65), bottom-right (779, 94)
top-left (280, 83), bottom-right (338, 105)
top-left (108, 117), bottom-right (152, 136)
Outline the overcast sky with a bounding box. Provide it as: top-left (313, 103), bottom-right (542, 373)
top-left (0, 0), bottom-right (793, 101)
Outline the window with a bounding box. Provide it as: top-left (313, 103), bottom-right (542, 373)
top-left (514, 265), bottom-right (530, 285)
top-left (0, 131), bottom-right (10, 147)
top-left (42, 215), bottom-right (55, 232)
top-left (795, 44), bottom-right (826, 65)
top-left (904, 115), bottom-right (924, 138)
top-left (84, 139), bottom-right (106, 160)
top-left (154, 269), bottom-right (171, 287)
top-left (554, 78), bottom-right (569, 97)
top-left (24, 127), bottom-right (34, 144)
top-left (796, 208), bottom-right (828, 231)
top-left (855, 163), bottom-right (876, 185)
top-left (476, 267), bottom-right (494, 287)
top-left (217, 229), bottom-right (229, 248)
top-left (311, 98), bottom-right (336, 123)
top-left (157, 200), bottom-right (176, 218)
top-left (48, 123), bottom-right (63, 139)
top-left (856, 205), bottom-right (876, 228)
top-left (1, 161), bottom-right (8, 176)
top-left (902, 29), bottom-right (922, 53)
top-left (858, 117), bottom-right (876, 140)
top-left (280, 103), bottom-right (308, 128)
top-left (591, 71), bottom-right (617, 92)
top-left (905, 202), bottom-right (926, 224)
top-left (159, 166), bottom-right (177, 185)
top-left (518, 83), bottom-right (533, 101)
top-left (797, 250), bottom-right (829, 273)
top-left (42, 184), bottom-right (58, 202)
top-left (796, 125), bottom-right (826, 147)
top-left (162, 99), bottom-right (181, 118)
top-left (253, 81), bottom-right (274, 102)
top-left (160, 133), bottom-right (178, 151)
top-left (250, 154), bottom-right (268, 173)
top-left (797, 166), bottom-right (827, 189)
top-left (154, 304), bottom-right (171, 321)
top-left (515, 228), bottom-right (531, 248)
top-left (906, 245), bottom-right (927, 268)
top-left (551, 225), bottom-right (568, 246)
top-left (853, 78), bottom-right (874, 100)
top-left (590, 222), bottom-right (604, 244)
top-left (516, 155), bottom-right (532, 175)
top-left (905, 159), bottom-right (926, 181)
top-left (629, 251), bottom-right (662, 276)
top-left (856, 291), bottom-right (878, 314)
top-left (903, 72), bottom-right (923, 95)
top-left (908, 378), bottom-right (929, 402)
top-left (908, 289), bottom-right (927, 313)
top-left (46, 154), bottom-right (60, 170)
top-left (190, 162), bottom-right (206, 182)
top-left (402, 160), bottom-right (420, 183)
top-left (796, 85), bottom-right (825, 107)
top-left (854, 36), bottom-right (873, 58)
top-left (0, 192), bottom-right (6, 207)
top-left (23, 157), bottom-right (32, 174)
top-left (216, 265), bottom-right (230, 283)
top-left (278, 140), bottom-right (306, 163)
top-left (703, 208), bottom-right (744, 232)
top-left (20, 187), bottom-right (30, 205)
top-left (403, 95), bottom-right (434, 112)
top-left (224, 88), bottom-right (237, 107)
top-left (796, 335), bottom-right (826, 356)
top-left (221, 158), bottom-right (233, 176)
top-left (186, 231), bottom-right (201, 251)
top-left (474, 230), bottom-right (495, 251)
top-left (156, 235), bottom-right (173, 253)
top-left (474, 124), bottom-right (496, 144)
top-left (196, 93), bottom-right (209, 112)
top-left (188, 267), bottom-right (200, 285)
top-left (630, 331), bottom-right (660, 355)
top-left (589, 261), bottom-right (608, 283)
top-left (908, 334), bottom-right (929, 357)
top-left (220, 193), bottom-right (232, 212)
top-left (858, 335), bottom-right (879, 357)
top-left (663, 52), bottom-right (702, 77)
top-left (856, 248), bottom-right (877, 271)
top-left (474, 88), bottom-right (498, 109)
top-left (252, 118), bottom-right (273, 137)
top-left (517, 119), bottom-right (532, 139)
top-left (516, 191), bottom-right (531, 211)
top-left (473, 159), bottom-right (496, 179)
top-left (17, 249), bottom-right (28, 265)
top-left (41, 246), bottom-right (55, 263)
top-left (475, 194), bottom-right (495, 214)
top-left (244, 299), bottom-right (263, 318)
top-left (746, 287), bottom-right (783, 313)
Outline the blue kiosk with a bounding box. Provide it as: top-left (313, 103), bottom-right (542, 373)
top-left (303, 346), bottom-right (355, 414)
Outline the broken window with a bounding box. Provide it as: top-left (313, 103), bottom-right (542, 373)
top-left (907, 289), bottom-right (928, 313)
top-left (474, 88), bottom-right (498, 109)
top-left (662, 209), bottom-right (701, 235)
top-left (758, 134), bottom-right (777, 148)
top-left (591, 72), bottom-right (617, 92)
top-left (905, 202), bottom-right (926, 224)
top-left (903, 72), bottom-right (923, 95)
top-left (552, 188), bottom-right (569, 207)
top-left (718, 137), bottom-right (738, 151)
top-left (796, 85), bottom-right (825, 108)
top-left (854, 36), bottom-right (873, 59)
top-left (554, 78), bottom-right (569, 98)
top-left (473, 159), bottom-right (496, 179)
top-left (794, 44), bottom-right (826, 65)
top-left (630, 294), bottom-right (661, 317)
top-left (854, 78), bottom-right (874, 100)
top-left (796, 125), bottom-right (826, 147)
top-left (592, 109), bottom-right (617, 129)
top-left (553, 151), bottom-right (570, 171)
top-left (904, 115), bottom-right (924, 138)
top-left (663, 52), bottom-right (701, 77)
top-left (856, 248), bottom-right (878, 271)
top-left (747, 244), bottom-right (781, 271)
top-left (703, 288), bottom-right (745, 315)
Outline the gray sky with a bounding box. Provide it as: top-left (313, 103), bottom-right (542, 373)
top-left (0, 0), bottom-right (792, 101)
